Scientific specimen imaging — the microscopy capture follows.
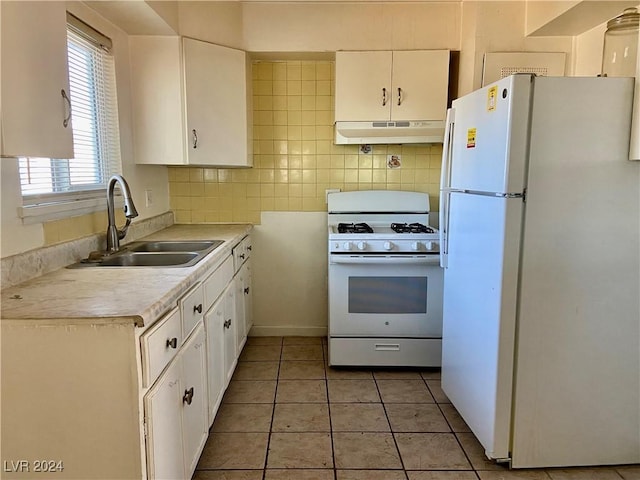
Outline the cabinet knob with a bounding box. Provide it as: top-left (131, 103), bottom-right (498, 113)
top-left (193, 304), bottom-right (203, 314)
top-left (183, 387), bottom-right (194, 405)
top-left (382, 87), bottom-right (387, 106)
top-left (244, 287), bottom-right (250, 295)
top-left (166, 337), bottom-right (178, 349)
top-left (239, 253), bottom-right (245, 260)
top-left (247, 245), bottom-right (252, 251)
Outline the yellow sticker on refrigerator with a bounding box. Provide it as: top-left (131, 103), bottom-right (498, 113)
top-left (467, 128), bottom-right (477, 148)
top-left (487, 86), bottom-right (498, 111)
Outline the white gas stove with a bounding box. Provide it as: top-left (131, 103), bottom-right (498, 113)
top-left (327, 190), bottom-right (444, 368)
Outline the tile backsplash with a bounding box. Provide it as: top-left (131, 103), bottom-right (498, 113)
top-left (170, 60), bottom-right (443, 224)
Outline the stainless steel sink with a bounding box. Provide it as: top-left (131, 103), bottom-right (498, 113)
top-left (128, 240), bottom-right (221, 253)
top-left (68, 239), bottom-right (224, 268)
top-left (100, 252), bottom-right (200, 267)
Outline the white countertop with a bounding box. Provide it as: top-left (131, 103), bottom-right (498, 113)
top-left (0, 224), bottom-right (251, 328)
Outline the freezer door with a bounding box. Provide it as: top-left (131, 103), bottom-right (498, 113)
top-left (441, 191), bottom-right (523, 460)
top-left (448, 75), bottom-right (532, 194)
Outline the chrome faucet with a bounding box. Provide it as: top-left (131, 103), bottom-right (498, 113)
top-left (106, 175), bottom-right (139, 253)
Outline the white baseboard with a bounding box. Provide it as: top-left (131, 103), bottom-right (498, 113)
top-left (248, 325), bottom-right (327, 337)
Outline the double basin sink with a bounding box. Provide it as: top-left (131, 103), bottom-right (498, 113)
top-left (71, 240), bottom-right (224, 268)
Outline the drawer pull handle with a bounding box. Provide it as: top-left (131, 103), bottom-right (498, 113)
top-left (166, 337), bottom-right (178, 349)
top-left (375, 343), bottom-right (400, 351)
top-left (244, 287), bottom-right (250, 295)
top-left (193, 304), bottom-right (203, 314)
top-left (183, 387), bottom-right (194, 405)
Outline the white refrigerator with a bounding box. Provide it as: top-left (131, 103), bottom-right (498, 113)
top-left (439, 74), bottom-right (640, 468)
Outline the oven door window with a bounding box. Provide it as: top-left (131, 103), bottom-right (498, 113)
top-left (349, 277), bottom-right (427, 314)
top-left (328, 259), bottom-right (443, 336)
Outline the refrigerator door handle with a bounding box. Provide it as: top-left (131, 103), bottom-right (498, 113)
top-left (439, 108), bottom-right (455, 269)
top-left (440, 190), bottom-right (451, 268)
top-left (440, 108), bottom-right (455, 191)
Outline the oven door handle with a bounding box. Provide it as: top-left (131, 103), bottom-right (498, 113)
top-left (329, 255), bottom-right (441, 266)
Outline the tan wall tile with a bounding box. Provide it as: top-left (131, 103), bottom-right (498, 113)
top-left (167, 60), bottom-right (442, 224)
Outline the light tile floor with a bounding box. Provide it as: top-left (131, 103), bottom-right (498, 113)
top-left (194, 336), bottom-right (640, 480)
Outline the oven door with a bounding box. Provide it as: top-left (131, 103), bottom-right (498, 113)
top-left (328, 254), bottom-right (443, 337)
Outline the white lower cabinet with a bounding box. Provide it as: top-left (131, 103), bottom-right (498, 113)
top-left (144, 359), bottom-right (185, 480)
top-left (239, 261), bottom-right (253, 343)
top-left (223, 283), bottom-right (238, 386)
top-left (181, 324), bottom-right (208, 478)
top-left (234, 272), bottom-right (247, 352)
top-left (1, 233), bottom-right (253, 480)
top-left (205, 294), bottom-right (226, 425)
top-left (144, 323), bottom-right (207, 480)
top-left (232, 235), bottom-right (253, 352)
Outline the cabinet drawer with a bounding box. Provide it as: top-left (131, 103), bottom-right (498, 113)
top-left (204, 255), bottom-right (233, 311)
top-left (232, 236), bottom-right (251, 272)
top-left (180, 284), bottom-right (204, 338)
top-left (141, 308), bottom-right (182, 388)
top-left (328, 337), bottom-right (442, 367)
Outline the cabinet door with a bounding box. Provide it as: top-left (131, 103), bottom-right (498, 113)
top-left (1, 1), bottom-right (74, 158)
top-left (205, 296), bottom-right (226, 426)
top-left (238, 261), bottom-right (253, 342)
top-left (183, 38), bottom-right (251, 167)
top-left (130, 36), bottom-right (186, 165)
top-left (243, 261), bottom-right (253, 335)
top-left (223, 284), bottom-right (237, 385)
top-left (144, 360), bottom-right (185, 480)
top-left (180, 323), bottom-right (208, 479)
top-left (335, 51), bottom-right (392, 122)
top-left (390, 50), bottom-right (450, 121)
top-left (234, 270), bottom-right (247, 353)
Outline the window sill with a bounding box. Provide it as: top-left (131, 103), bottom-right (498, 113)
top-left (18, 197), bottom-right (122, 225)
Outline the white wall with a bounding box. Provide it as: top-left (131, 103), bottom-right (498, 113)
top-left (251, 212), bottom-right (328, 336)
top-left (573, 22), bottom-right (606, 76)
top-left (242, 2), bottom-right (460, 52)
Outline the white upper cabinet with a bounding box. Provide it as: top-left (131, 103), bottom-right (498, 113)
top-left (130, 36), bottom-right (185, 166)
top-left (183, 38), bottom-right (252, 167)
top-left (130, 36), bottom-right (252, 167)
top-left (335, 50), bottom-right (450, 122)
top-left (1, 1), bottom-right (74, 158)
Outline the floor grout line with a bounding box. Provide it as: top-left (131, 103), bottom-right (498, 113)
top-left (197, 337), bottom-right (639, 480)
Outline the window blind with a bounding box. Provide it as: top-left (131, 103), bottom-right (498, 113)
top-left (19, 16), bottom-right (121, 206)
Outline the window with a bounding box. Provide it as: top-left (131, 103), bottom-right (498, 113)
top-left (19, 14), bottom-right (121, 218)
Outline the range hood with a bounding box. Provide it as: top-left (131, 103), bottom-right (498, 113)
top-left (334, 120), bottom-right (445, 145)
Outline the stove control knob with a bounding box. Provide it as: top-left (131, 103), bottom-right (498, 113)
top-left (426, 241), bottom-right (435, 251)
top-left (357, 241), bottom-right (367, 251)
top-left (412, 242), bottom-right (422, 251)
top-left (384, 241), bottom-right (394, 251)
top-left (343, 241), bottom-right (352, 251)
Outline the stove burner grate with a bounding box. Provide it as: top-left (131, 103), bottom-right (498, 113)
top-left (338, 222), bottom-right (374, 234)
top-left (391, 222), bottom-right (435, 234)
